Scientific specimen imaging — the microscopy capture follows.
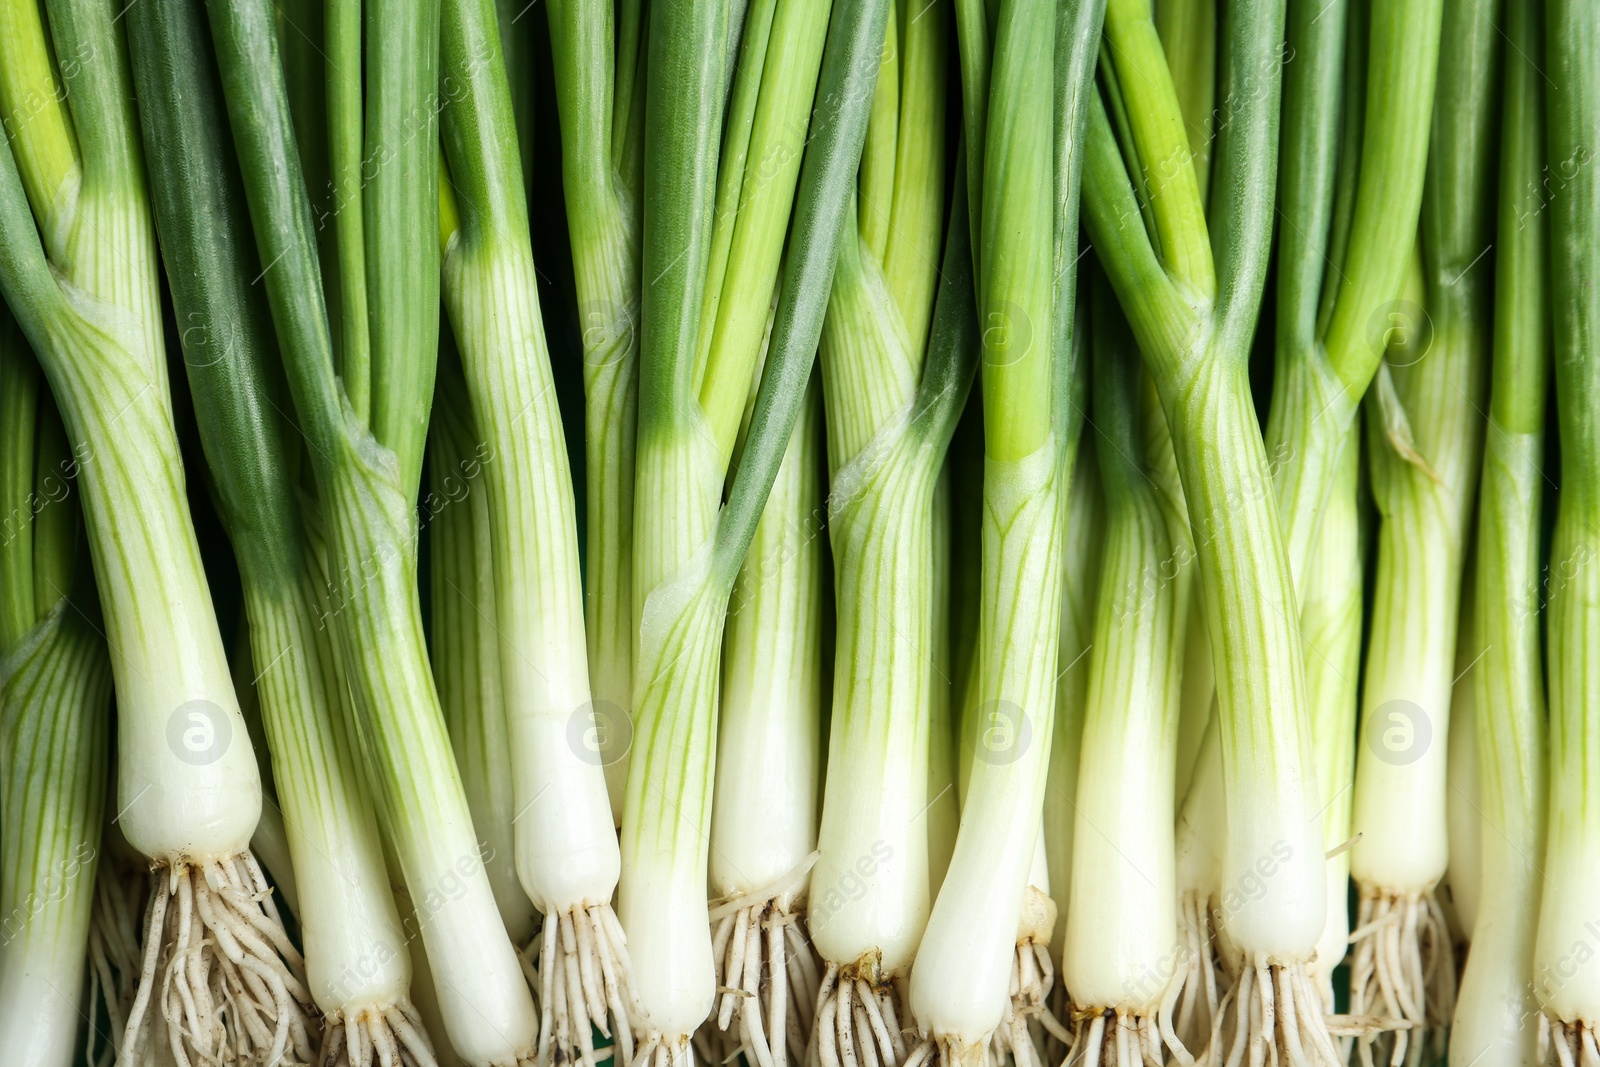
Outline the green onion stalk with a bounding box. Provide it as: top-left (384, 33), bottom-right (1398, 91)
top-left (427, 355), bottom-right (540, 953)
top-left (1170, 0), bottom-right (1442, 1032)
top-left (619, 0), bottom-right (885, 1056)
top-left (1059, 275), bottom-right (1195, 1067)
top-left (705, 370), bottom-right (827, 1067)
top-left (1347, 0), bottom-right (1497, 1050)
top-left (688, 2), bottom-right (839, 1059)
top-left (1449, 5), bottom-right (1547, 1061)
top-left (1253, 0), bottom-right (1443, 1020)
top-left (803, 0), bottom-right (972, 1061)
top-left (910, 0), bottom-right (1102, 1061)
top-left (1535, 0), bottom-right (1600, 1052)
top-left (0, 0), bottom-right (310, 1057)
top-left (1443, 581), bottom-right (1482, 948)
top-left (928, 462), bottom-right (960, 905)
top-left (204, 0), bottom-right (550, 1061)
top-left (437, 0), bottom-right (637, 1055)
top-left (0, 322), bottom-right (112, 1067)
top-left (1080, 0), bottom-right (1356, 1058)
top-left (809, 209), bottom-right (977, 1067)
top-left (1152, 0), bottom-right (1219, 813)
top-left (1041, 437), bottom-right (1105, 987)
top-left (129, 0), bottom-right (452, 1060)
top-left (544, 0), bottom-right (647, 822)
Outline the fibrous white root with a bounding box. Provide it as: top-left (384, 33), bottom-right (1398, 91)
top-left (321, 1000), bottom-right (438, 1067)
top-left (87, 860), bottom-right (149, 1067)
top-left (1159, 889), bottom-right (1224, 1058)
top-left (122, 852), bottom-right (319, 1067)
top-left (710, 890), bottom-right (821, 1067)
top-left (1201, 958), bottom-right (1344, 1067)
top-left (1348, 889), bottom-right (1454, 1067)
top-left (635, 1032), bottom-right (697, 1067)
top-left (535, 902), bottom-right (634, 1067)
top-left (812, 963), bottom-right (913, 1067)
top-left (1065, 1010), bottom-right (1167, 1067)
top-left (989, 939), bottom-right (1070, 1067)
top-left (1547, 1018), bottom-right (1599, 1067)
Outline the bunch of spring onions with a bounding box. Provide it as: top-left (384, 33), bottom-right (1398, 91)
top-left (2, 2), bottom-right (1599, 1067)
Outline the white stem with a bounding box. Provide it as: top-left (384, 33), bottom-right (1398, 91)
top-left (1042, 445), bottom-right (1102, 966)
top-left (712, 381), bottom-right (825, 898)
top-left (911, 441), bottom-right (1063, 1043)
top-left (809, 413), bottom-right (940, 977)
top-left (1300, 429), bottom-right (1362, 989)
top-left (428, 372), bottom-right (539, 943)
top-left (442, 237), bottom-right (621, 919)
top-left (247, 581), bottom-right (412, 1019)
top-left (0, 598), bottom-right (111, 1067)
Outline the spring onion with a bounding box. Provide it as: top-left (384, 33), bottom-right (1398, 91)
top-left (129, 0), bottom-right (452, 1059)
top-left (438, 0), bottom-right (637, 1053)
top-left (544, 0), bottom-right (648, 818)
top-left (1061, 273), bottom-right (1193, 1067)
top-left (1535, 0), bottom-right (1600, 1052)
top-left (1259, 0), bottom-right (1443, 1025)
top-left (1449, 5), bottom-right (1547, 1062)
top-left (909, 0), bottom-right (1102, 1054)
top-left (1347, 0), bottom-right (1497, 1046)
top-left (707, 370), bottom-right (827, 1066)
top-left (204, 0), bottom-right (547, 1059)
top-left (804, 0), bottom-right (970, 1059)
top-left (428, 356), bottom-right (539, 949)
top-left (620, 0), bottom-right (884, 1054)
top-left (0, 325), bottom-right (111, 1067)
top-left (1081, 0), bottom-right (1354, 1057)
top-left (0, 0), bottom-right (306, 1058)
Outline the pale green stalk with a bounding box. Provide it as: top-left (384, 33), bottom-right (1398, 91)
top-left (439, 0), bottom-right (634, 1054)
top-left (1447, 7), bottom-right (1545, 1063)
top-left (205, 0), bottom-right (545, 1057)
top-left (1445, 579), bottom-right (1482, 943)
top-left (1042, 442), bottom-right (1104, 966)
top-left (0, 332), bottom-right (110, 1067)
top-left (427, 360), bottom-right (537, 946)
top-left (0, 0), bottom-right (260, 882)
top-left (546, 0), bottom-right (646, 812)
top-left (1084, 0), bottom-right (1349, 1056)
top-left (129, 0), bottom-right (435, 1055)
top-left (1062, 285), bottom-right (1190, 1035)
top-left (1347, 0), bottom-right (1497, 1041)
top-left (707, 373), bottom-right (827, 1065)
top-left (805, 6), bottom-right (973, 1061)
top-left (929, 465), bottom-right (959, 897)
top-left (1533, 0), bottom-right (1600, 1045)
top-left (620, 0), bottom-right (887, 1043)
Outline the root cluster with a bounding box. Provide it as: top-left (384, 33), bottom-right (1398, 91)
top-left (321, 1001), bottom-right (437, 1067)
top-left (123, 853), bottom-right (318, 1067)
top-left (813, 962), bottom-right (914, 1067)
top-left (1348, 889), bottom-right (1454, 1067)
top-left (709, 890), bottom-right (821, 1067)
top-left (535, 901), bottom-right (635, 1067)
